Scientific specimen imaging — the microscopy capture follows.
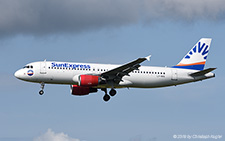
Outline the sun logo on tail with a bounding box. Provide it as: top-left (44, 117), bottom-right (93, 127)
top-left (185, 41), bottom-right (209, 61)
top-left (174, 38), bottom-right (212, 70)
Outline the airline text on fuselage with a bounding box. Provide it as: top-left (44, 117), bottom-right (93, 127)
top-left (51, 62), bottom-right (91, 69)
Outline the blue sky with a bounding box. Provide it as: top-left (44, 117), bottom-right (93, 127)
top-left (0, 1), bottom-right (225, 141)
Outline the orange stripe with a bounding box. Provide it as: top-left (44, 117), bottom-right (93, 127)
top-left (176, 61), bottom-right (206, 66)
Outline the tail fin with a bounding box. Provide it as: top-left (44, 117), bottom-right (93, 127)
top-left (173, 38), bottom-right (212, 70)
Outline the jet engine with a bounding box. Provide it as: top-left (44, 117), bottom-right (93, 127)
top-left (79, 75), bottom-right (100, 87)
top-left (71, 85), bottom-right (98, 96)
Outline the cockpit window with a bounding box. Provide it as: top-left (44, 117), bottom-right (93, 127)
top-left (23, 65), bottom-right (33, 69)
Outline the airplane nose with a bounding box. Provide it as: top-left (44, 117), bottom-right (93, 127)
top-left (14, 70), bottom-right (20, 78)
top-left (14, 70), bottom-right (23, 79)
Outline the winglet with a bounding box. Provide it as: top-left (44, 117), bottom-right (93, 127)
top-left (145, 55), bottom-right (151, 61)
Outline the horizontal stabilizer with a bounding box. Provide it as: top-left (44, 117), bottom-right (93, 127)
top-left (190, 68), bottom-right (216, 77)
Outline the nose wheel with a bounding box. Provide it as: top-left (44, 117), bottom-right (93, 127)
top-left (39, 90), bottom-right (44, 95)
top-left (39, 82), bottom-right (45, 95)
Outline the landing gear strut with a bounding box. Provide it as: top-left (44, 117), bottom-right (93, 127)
top-left (101, 88), bottom-right (110, 102)
top-left (39, 82), bottom-right (45, 95)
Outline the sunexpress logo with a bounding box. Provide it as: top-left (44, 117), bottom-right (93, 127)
top-left (185, 41), bottom-right (209, 60)
top-left (27, 70), bottom-right (34, 76)
top-left (51, 62), bottom-right (91, 69)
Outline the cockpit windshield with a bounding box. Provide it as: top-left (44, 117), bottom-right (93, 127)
top-left (23, 65), bottom-right (33, 69)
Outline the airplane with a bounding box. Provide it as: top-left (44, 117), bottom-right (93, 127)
top-left (14, 38), bottom-right (216, 102)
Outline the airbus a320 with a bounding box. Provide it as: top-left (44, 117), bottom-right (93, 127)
top-left (15, 38), bottom-right (216, 102)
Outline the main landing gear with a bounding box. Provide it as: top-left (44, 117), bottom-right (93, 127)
top-left (109, 88), bottom-right (116, 96)
top-left (39, 82), bottom-right (45, 95)
top-left (101, 88), bottom-right (117, 102)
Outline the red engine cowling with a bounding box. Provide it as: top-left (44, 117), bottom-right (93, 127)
top-left (71, 85), bottom-right (98, 96)
top-left (79, 75), bottom-right (100, 87)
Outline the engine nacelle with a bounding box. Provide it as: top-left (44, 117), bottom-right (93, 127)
top-left (79, 75), bottom-right (100, 87)
top-left (71, 85), bottom-right (98, 96)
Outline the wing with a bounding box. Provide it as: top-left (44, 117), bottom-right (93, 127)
top-left (101, 55), bottom-right (151, 83)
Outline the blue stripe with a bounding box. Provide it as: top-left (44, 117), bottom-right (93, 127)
top-left (172, 64), bottom-right (205, 70)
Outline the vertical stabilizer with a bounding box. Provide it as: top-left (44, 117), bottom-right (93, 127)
top-left (173, 38), bottom-right (212, 70)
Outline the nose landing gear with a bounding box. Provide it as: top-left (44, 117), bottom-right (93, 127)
top-left (39, 82), bottom-right (45, 95)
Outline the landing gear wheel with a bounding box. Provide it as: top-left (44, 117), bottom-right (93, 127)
top-left (109, 89), bottom-right (116, 96)
top-left (39, 90), bottom-right (44, 95)
top-left (103, 94), bottom-right (110, 102)
top-left (39, 82), bottom-right (45, 95)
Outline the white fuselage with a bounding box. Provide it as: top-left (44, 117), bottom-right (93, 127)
top-left (14, 61), bottom-right (215, 88)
